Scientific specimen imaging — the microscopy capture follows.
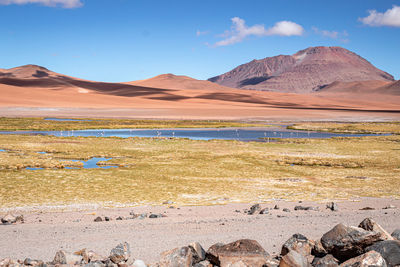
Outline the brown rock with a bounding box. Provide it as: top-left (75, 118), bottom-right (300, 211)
top-left (193, 260), bottom-right (213, 267)
top-left (321, 223), bottom-right (384, 262)
top-left (189, 242), bottom-right (206, 263)
top-left (1, 214), bottom-right (16, 224)
top-left (312, 240), bottom-right (327, 257)
top-left (53, 250), bottom-right (83, 265)
top-left (281, 233), bottom-right (314, 257)
top-left (339, 250), bottom-right (387, 267)
top-left (158, 246), bottom-right (195, 267)
top-left (279, 250), bottom-right (311, 267)
top-left (311, 254), bottom-right (338, 267)
top-left (206, 239), bottom-right (270, 267)
top-left (109, 242), bottom-right (131, 264)
top-left (75, 248), bottom-right (106, 264)
top-left (23, 258), bottom-right (43, 266)
top-left (359, 218), bottom-right (394, 240)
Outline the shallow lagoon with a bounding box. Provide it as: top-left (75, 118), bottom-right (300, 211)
top-left (0, 128), bottom-right (388, 141)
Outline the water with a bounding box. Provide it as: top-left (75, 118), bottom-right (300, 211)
top-left (0, 149), bottom-right (5, 152)
top-left (37, 151), bottom-right (47, 154)
top-left (0, 128), bottom-right (388, 141)
top-left (68, 157), bottom-right (118, 169)
top-left (44, 118), bottom-right (91, 122)
top-left (25, 157), bottom-right (118, 171)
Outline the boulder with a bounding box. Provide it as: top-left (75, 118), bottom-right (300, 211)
top-left (279, 250), bottom-right (311, 267)
top-left (109, 242), bottom-right (131, 264)
top-left (53, 250), bottom-right (83, 265)
top-left (206, 239), bottom-right (270, 267)
top-left (339, 250), bottom-right (387, 267)
top-left (189, 242), bottom-right (206, 263)
top-left (158, 246), bottom-right (197, 267)
top-left (321, 223), bottom-right (384, 262)
top-left (75, 248), bottom-right (106, 264)
top-left (281, 234), bottom-right (314, 257)
top-left (391, 229), bottom-right (400, 241)
top-left (358, 218), bottom-right (394, 240)
top-left (312, 254), bottom-right (338, 267)
top-left (248, 204), bottom-right (261, 215)
top-left (366, 240), bottom-right (400, 267)
top-left (311, 240), bottom-right (327, 258)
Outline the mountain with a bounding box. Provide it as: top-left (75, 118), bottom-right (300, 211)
top-left (208, 46), bottom-right (394, 93)
top-left (128, 73), bottom-right (231, 91)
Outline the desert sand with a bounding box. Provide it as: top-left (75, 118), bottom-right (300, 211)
top-left (0, 198), bottom-right (398, 264)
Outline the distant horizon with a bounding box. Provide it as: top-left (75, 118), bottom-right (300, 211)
top-left (1, 0), bottom-right (399, 81)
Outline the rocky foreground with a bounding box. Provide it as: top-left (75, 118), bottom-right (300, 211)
top-left (1, 216), bottom-right (399, 267)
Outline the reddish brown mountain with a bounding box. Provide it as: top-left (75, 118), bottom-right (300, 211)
top-left (208, 46), bottom-right (394, 93)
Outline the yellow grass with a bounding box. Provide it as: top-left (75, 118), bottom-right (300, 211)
top-left (288, 122), bottom-right (400, 134)
top-left (1, 133), bottom-right (399, 209)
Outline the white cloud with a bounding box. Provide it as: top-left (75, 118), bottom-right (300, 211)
top-left (359, 5), bottom-right (400, 27)
top-left (214, 17), bottom-right (304, 47)
top-left (266, 21), bottom-right (304, 36)
top-left (0, 0), bottom-right (83, 8)
top-left (312, 27), bottom-right (339, 39)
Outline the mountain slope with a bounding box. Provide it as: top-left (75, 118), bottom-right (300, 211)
top-left (128, 73), bottom-right (232, 91)
top-left (209, 46), bottom-right (394, 93)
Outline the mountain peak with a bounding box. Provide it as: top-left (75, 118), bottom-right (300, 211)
top-left (209, 46), bottom-right (394, 93)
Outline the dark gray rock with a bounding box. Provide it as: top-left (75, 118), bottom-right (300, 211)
top-left (109, 242), bottom-right (131, 264)
top-left (366, 240), bottom-right (400, 267)
top-left (326, 202), bottom-right (338, 211)
top-left (340, 250), bottom-right (387, 267)
top-left (391, 229), bottom-right (400, 241)
top-left (360, 207), bottom-right (375, 210)
top-left (311, 254), bottom-right (338, 267)
top-left (149, 214), bottom-right (163, 219)
top-left (281, 233), bottom-right (314, 257)
top-left (321, 223), bottom-right (384, 262)
top-left (189, 242), bottom-right (206, 263)
top-left (274, 205), bottom-right (280, 210)
top-left (104, 217), bottom-right (111, 222)
top-left (94, 216), bottom-right (103, 222)
top-left (260, 208), bottom-right (269, 215)
top-left (23, 258), bottom-right (44, 266)
top-left (294, 206), bottom-right (319, 211)
top-left (248, 204), bottom-right (261, 215)
top-left (283, 208), bottom-right (291, 213)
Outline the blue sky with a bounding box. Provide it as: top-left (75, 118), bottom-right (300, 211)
top-left (1, 0), bottom-right (399, 81)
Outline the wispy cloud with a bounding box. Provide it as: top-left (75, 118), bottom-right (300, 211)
top-left (359, 5), bottom-right (400, 27)
top-left (312, 27), bottom-right (349, 43)
top-left (196, 30), bottom-right (209, 37)
top-left (0, 0), bottom-right (83, 8)
top-left (214, 17), bottom-right (304, 47)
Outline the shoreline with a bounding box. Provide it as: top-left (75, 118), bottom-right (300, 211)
top-left (1, 198), bottom-right (398, 264)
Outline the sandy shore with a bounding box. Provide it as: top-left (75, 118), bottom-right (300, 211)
top-left (1, 198), bottom-right (399, 264)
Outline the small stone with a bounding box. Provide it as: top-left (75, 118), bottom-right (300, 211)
top-left (116, 216), bottom-right (124, 221)
top-left (360, 207), bottom-right (375, 210)
top-left (105, 217), bottom-right (111, 221)
top-left (53, 250), bottom-right (83, 265)
top-left (326, 202), bottom-right (338, 211)
top-left (294, 206), bottom-right (318, 211)
top-left (247, 204), bottom-right (261, 215)
top-left (392, 229), bottom-right (400, 240)
top-left (340, 250), bottom-right (387, 267)
top-left (162, 200), bottom-right (173, 205)
top-left (138, 214), bottom-right (147, 219)
top-left (109, 242), bottom-right (131, 264)
top-left (259, 208), bottom-right (269, 215)
top-left (274, 205), bottom-right (280, 210)
top-left (193, 260), bottom-right (212, 267)
top-left (149, 214), bottom-right (163, 219)
top-left (94, 216), bottom-right (103, 222)
top-left (1, 214), bottom-right (16, 224)
top-left (383, 205), bottom-right (396, 209)
top-left (129, 211), bottom-right (136, 216)
top-left (23, 258), bottom-right (43, 266)
top-left (283, 208), bottom-right (291, 213)
top-left (132, 259), bottom-right (147, 267)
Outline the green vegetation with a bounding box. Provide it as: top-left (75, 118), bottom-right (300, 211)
top-left (288, 122), bottom-right (400, 134)
top-left (1, 133), bottom-right (399, 209)
top-left (0, 117), bottom-right (267, 131)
